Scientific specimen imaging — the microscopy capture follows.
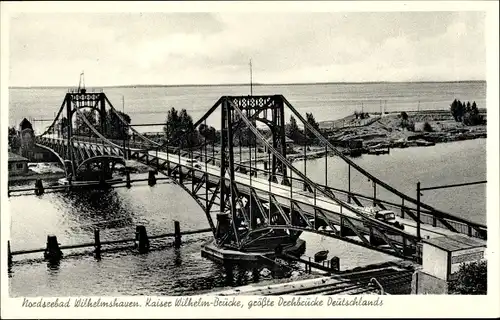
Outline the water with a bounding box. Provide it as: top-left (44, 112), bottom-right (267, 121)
top-left (7, 82), bottom-right (487, 296)
top-left (9, 81), bottom-right (486, 133)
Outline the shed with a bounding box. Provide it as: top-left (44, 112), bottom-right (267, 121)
top-left (8, 152), bottom-right (29, 176)
top-left (421, 234), bottom-right (486, 281)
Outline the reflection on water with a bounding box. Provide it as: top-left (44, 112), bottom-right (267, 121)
top-left (46, 259), bottom-right (61, 275)
top-left (8, 140), bottom-right (487, 296)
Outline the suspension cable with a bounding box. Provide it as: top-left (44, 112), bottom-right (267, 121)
top-left (281, 96), bottom-right (485, 229)
top-left (229, 100), bottom-right (418, 237)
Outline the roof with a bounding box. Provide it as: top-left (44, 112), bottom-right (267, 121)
top-left (423, 234), bottom-right (486, 252)
top-left (19, 118), bottom-right (33, 131)
top-left (8, 152), bottom-right (29, 162)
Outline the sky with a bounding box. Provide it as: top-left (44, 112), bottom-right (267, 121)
top-left (8, 11), bottom-right (486, 87)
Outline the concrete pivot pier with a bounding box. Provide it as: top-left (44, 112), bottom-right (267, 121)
top-left (201, 238), bottom-right (306, 264)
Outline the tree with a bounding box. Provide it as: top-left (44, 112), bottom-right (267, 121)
top-left (8, 127), bottom-right (21, 151)
top-left (305, 112), bottom-right (320, 144)
top-left (423, 122), bottom-right (433, 132)
top-left (401, 111), bottom-right (409, 121)
top-left (74, 110), bottom-right (98, 136)
top-left (285, 115), bottom-right (303, 143)
top-left (450, 99), bottom-right (466, 122)
top-left (199, 123), bottom-right (220, 144)
top-left (463, 101), bottom-right (483, 126)
top-left (163, 107), bottom-right (199, 147)
top-left (448, 260), bottom-right (487, 295)
top-left (106, 110), bottom-right (131, 140)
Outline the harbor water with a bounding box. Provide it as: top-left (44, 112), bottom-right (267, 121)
top-left (7, 82), bottom-right (486, 296)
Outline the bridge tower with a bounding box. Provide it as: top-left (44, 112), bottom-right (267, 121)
top-left (206, 95), bottom-right (297, 252)
top-left (62, 89), bottom-right (107, 176)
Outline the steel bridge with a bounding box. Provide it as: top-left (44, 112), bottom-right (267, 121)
top-left (34, 91), bottom-right (487, 263)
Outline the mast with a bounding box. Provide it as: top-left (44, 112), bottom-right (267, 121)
top-left (249, 59), bottom-right (253, 96)
top-left (78, 71), bottom-right (85, 92)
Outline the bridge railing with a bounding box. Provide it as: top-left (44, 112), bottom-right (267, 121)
top-left (46, 132), bottom-right (486, 240)
top-left (146, 145), bottom-right (485, 239)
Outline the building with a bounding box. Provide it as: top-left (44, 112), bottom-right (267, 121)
top-left (8, 152), bottom-right (29, 176)
top-left (411, 234), bottom-right (486, 294)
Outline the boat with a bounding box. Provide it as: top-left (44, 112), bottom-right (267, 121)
top-left (314, 250), bottom-right (329, 262)
top-left (367, 147), bottom-right (389, 155)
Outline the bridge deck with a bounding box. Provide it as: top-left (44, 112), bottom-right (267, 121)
top-left (40, 135), bottom-right (472, 243)
top-left (150, 150), bottom-right (458, 240)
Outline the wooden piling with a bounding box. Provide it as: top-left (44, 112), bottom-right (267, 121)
top-left (148, 170), bottom-right (157, 186)
top-left (44, 235), bottom-right (62, 260)
top-left (126, 171), bottom-right (131, 188)
top-left (34, 179), bottom-right (45, 196)
top-left (94, 229), bottom-right (101, 257)
top-left (330, 256), bottom-right (340, 272)
top-left (7, 240), bottom-right (12, 265)
top-left (174, 221), bottom-right (181, 248)
top-left (135, 225), bottom-right (150, 253)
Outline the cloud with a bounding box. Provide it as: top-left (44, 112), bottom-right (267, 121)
top-left (8, 11), bottom-right (486, 86)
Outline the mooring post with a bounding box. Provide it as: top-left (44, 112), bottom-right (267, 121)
top-left (347, 164), bottom-right (351, 203)
top-left (126, 171), bottom-right (131, 188)
top-left (7, 240), bottom-right (12, 266)
top-left (401, 198), bottom-right (405, 218)
top-left (174, 220), bottom-right (181, 248)
top-left (44, 235), bottom-right (62, 260)
top-left (148, 170), bottom-right (157, 187)
top-left (135, 225), bottom-right (150, 253)
top-left (34, 179), bottom-right (45, 196)
top-left (330, 256), bottom-right (340, 272)
top-left (94, 229), bottom-right (101, 257)
top-left (417, 182), bottom-right (421, 241)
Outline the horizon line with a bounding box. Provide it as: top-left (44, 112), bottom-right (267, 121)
top-left (9, 79), bottom-right (486, 89)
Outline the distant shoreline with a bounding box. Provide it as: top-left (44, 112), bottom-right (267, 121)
top-left (9, 80), bottom-right (486, 90)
